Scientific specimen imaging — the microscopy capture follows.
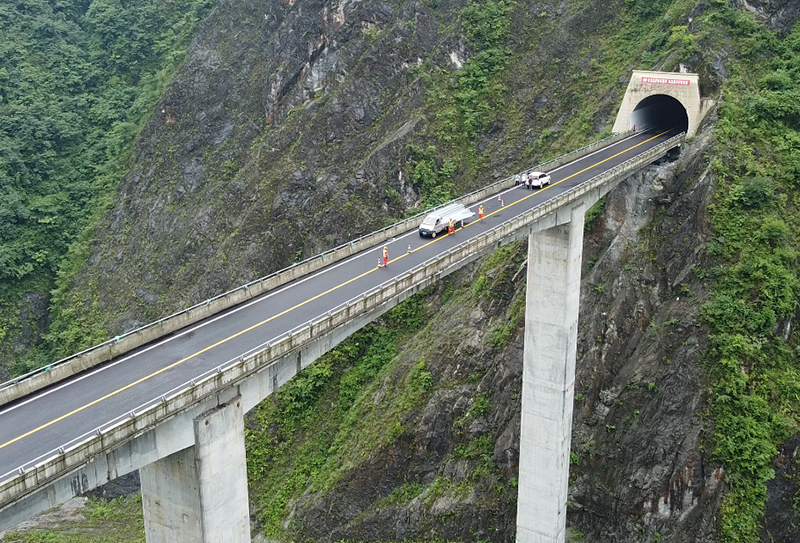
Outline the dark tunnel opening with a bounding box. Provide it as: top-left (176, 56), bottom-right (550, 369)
top-left (630, 94), bottom-right (689, 133)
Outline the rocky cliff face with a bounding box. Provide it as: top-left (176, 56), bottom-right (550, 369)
top-left (58, 0), bottom-right (639, 336)
top-left (64, 0), bottom-right (472, 334)
top-left (254, 112), bottom-right (722, 543)
top-left (570, 125), bottom-right (720, 542)
top-left (29, 0), bottom-right (800, 541)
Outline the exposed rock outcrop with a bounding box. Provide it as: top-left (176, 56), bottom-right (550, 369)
top-left (23, 0), bottom-right (798, 541)
top-left (261, 109), bottom-right (725, 543)
top-left (68, 0), bottom-right (470, 333)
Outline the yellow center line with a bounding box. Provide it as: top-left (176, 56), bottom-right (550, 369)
top-left (475, 129), bottom-right (672, 223)
top-left (0, 265), bottom-right (379, 451)
top-left (0, 130), bottom-right (671, 452)
top-left (407, 129), bottom-right (671, 244)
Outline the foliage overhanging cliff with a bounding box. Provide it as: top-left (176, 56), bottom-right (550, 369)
top-left (2, 0), bottom-right (800, 542)
top-left (0, 0), bottom-right (213, 377)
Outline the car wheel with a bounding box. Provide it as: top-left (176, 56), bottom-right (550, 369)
top-left (432, 231), bottom-right (436, 238)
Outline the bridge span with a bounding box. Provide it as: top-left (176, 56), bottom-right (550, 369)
top-left (0, 128), bottom-right (684, 542)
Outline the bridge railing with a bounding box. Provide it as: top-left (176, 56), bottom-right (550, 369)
top-left (0, 132), bottom-right (683, 508)
top-left (0, 131), bottom-right (635, 408)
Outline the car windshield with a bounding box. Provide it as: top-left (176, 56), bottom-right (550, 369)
top-left (421, 216), bottom-right (438, 228)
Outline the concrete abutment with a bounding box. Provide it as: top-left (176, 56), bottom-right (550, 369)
top-left (141, 396), bottom-right (250, 543)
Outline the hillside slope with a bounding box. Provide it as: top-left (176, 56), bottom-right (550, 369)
top-left (3, 0), bottom-right (800, 542)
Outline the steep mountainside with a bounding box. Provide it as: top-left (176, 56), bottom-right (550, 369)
top-left (236, 121), bottom-right (720, 543)
top-left (48, 0), bottom-right (644, 345)
top-left (3, 0), bottom-right (800, 542)
top-left (0, 0), bottom-right (212, 377)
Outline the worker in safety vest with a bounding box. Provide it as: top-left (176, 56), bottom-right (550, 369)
top-left (448, 218), bottom-right (455, 235)
top-left (383, 246), bottom-right (388, 267)
top-left (478, 205), bottom-right (484, 219)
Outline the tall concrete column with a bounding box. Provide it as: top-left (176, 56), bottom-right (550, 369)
top-left (517, 204), bottom-right (584, 543)
top-left (141, 396), bottom-right (251, 543)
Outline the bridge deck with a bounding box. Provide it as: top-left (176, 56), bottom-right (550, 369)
top-left (0, 129), bottom-right (676, 483)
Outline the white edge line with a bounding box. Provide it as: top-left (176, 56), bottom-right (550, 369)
top-left (0, 133), bottom-right (643, 417)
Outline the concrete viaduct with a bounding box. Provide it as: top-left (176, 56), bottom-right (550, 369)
top-left (0, 71), bottom-right (706, 543)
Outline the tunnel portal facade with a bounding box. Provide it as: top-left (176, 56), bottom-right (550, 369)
top-left (613, 70), bottom-right (714, 137)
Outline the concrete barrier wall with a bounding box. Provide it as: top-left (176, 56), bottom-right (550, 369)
top-left (0, 132), bottom-right (681, 512)
top-left (0, 131), bottom-right (635, 409)
top-left (0, 281), bottom-right (434, 530)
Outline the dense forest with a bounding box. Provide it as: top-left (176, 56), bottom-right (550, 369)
top-left (0, 0), bottom-right (212, 375)
top-left (1, 0), bottom-right (800, 542)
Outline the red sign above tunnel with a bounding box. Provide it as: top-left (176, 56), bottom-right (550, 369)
top-left (641, 76), bottom-right (691, 86)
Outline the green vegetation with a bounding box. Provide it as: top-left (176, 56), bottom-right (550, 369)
top-left (453, 0), bottom-right (513, 136)
top-left (0, 496), bottom-right (145, 543)
top-left (409, 0), bottom-right (515, 207)
top-left (514, 3), bottom-right (800, 537)
top-left (699, 11), bottom-right (800, 542)
top-left (380, 482), bottom-right (425, 506)
top-left (471, 393), bottom-right (490, 417)
top-left (246, 293), bottom-right (433, 538)
top-left (3, 0), bottom-right (800, 541)
top-left (245, 241), bottom-right (522, 540)
top-left (570, 527), bottom-right (586, 543)
top-left (0, 0), bottom-right (213, 375)
top-left (584, 197), bottom-right (606, 232)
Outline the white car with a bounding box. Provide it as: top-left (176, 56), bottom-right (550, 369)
top-left (528, 171), bottom-right (551, 189)
top-left (418, 203), bottom-right (474, 237)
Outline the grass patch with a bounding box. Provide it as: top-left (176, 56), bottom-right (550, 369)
top-left (246, 292), bottom-right (434, 538)
top-left (0, 496), bottom-right (145, 543)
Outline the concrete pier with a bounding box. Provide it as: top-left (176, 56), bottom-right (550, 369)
top-left (141, 396), bottom-right (250, 543)
top-left (517, 204), bottom-right (584, 543)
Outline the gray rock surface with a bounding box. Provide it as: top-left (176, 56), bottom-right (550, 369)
top-left (64, 0), bottom-right (472, 334)
top-left (274, 108), bottom-right (725, 543)
top-left (19, 0), bottom-right (797, 541)
top-left (762, 433), bottom-right (800, 542)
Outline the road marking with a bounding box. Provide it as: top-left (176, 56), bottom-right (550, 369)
top-left (0, 229), bottom-right (416, 417)
top-left (0, 133), bottom-right (644, 418)
top-left (410, 130), bottom-right (670, 244)
top-left (0, 264), bottom-right (382, 451)
top-left (477, 129), bottom-right (671, 223)
top-left (0, 130), bottom-right (671, 452)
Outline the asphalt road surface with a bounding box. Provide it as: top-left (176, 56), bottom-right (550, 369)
top-left (0, 129), bottom-right (678, 482)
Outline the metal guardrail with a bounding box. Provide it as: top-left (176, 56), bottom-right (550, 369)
top-left (0, 132), bottom-right (683, 508)
top-left (0, 130), bottom-right (635, 408)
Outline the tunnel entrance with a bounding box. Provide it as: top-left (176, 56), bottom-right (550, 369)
top-left (613, 71), bottom-right (713, 137)
top-left (630, 94), bottom-right (689, 133)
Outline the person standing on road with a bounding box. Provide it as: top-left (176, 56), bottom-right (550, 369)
top-left (478, 204), bottom-right (484, 219)
top-left (448, 218), bottom-right (455, 235)
top-left (383, 246), bottom-right (388, 267)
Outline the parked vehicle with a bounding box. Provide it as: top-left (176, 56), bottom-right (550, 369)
top-left (418, 203), bottom-right (475, 237)
top-left (528, 171), bottom-right (551, 189)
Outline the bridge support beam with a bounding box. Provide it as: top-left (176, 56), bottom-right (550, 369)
top-left (140, 395), bottom-right (250, 543)
top-left (517, 204), bottom-right (584, 543)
